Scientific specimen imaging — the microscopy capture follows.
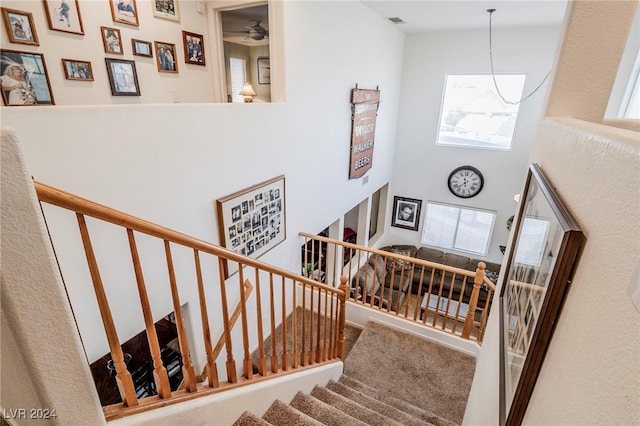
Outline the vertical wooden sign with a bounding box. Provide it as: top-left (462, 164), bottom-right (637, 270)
top-left (349, 87), bottom-right (380, 179)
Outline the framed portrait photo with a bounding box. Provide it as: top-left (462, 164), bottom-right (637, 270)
top-left (154, 41), bottom-right (178, 73)
top-left (62, 59), bottom-right (93, 81)
top-left (499, 164), bottom-right (585, 426)
top-left (105, 58), bottom-right (140, 96)
top-left (257, 57), bottom-right (270, 84)
top-left (1, 8), bottom-right (39, 45)
top-left (182, 31), bottom-right (205, 65)
top-left (101, 26), bottom-right (123, 55)
top-left (109, 0), bottom-right (139, 26)
top-left (132, 39), bottom-right (152, 58)
top-left (152, 0), bottom-right (180, 22)
top-left (216, 175), bottom-right (286, 278)
top-left (391, 196), bottom-right (422, 231)
top-left (43, 0), bottom-right (84, 35)
top-left (0, 50), bottom-right (54, 106)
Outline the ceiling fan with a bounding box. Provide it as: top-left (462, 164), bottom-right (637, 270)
top-left (226, 21), bottom-right (269, 41)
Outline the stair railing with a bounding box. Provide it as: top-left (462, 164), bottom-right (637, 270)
top-left (299, 232), bottom-right (496, 343)
top-left (35, 181), bottom-right (347, 421)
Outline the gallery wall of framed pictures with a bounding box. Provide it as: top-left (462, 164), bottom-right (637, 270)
top-left (0, 0), bottom-right (213, 105)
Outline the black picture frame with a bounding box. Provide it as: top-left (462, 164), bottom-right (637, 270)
top-left (499, 163), bottom-right (585, 426)
top-left (105, 58), bottom-right (140, 96)
top-left (391, 196), bottom-right (421, 231)
top-left (131, 39), bottom-right (153, 58)
top-left (0, 49), bottom-right (54, 106)
top-left (257, 57), bottom-right (270, 84)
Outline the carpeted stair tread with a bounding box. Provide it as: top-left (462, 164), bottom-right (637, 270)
top-left (233, 411), bottom-right (272, 426)
top-left (290, 391), bottom-right (368, 426)
top-left (343, 321), bottom-right (475, 424)
top-left (310, 385), bottom-right (405, 426)
top-left (325, 380), bottom-right (434, 426)
top-left (262, 399), bottom-right (323, 426)
top-left (338, 375), bottom-right (458, 426)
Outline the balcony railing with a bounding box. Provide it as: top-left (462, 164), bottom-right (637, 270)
top-left (35, 182), bottom-right (347, 421)
top-left (299, 232), bottom-right (496, 343)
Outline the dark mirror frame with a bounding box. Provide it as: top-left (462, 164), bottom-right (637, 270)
top-left (499, 163), bottom-right (585, 426)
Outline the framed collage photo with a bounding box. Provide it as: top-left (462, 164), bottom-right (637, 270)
top-left (132, 39), bottom-right (152, 57)
top-left (105, 58), bottom-right (140, 96)
top-left (101, 26), bottom-right (123, 55)
top-left (216, 175), bottom-right (286, 278)
top-left (109, 0), bottom-right (139, 26)
top-left (0, 49), bottom-right (54, 106)
top-left (62, 59), bottom-right (93, 81)
top-left (2, 8), bottom-right (39, 45)
top-left (499, 164), bottom-right (584, 426)
top-left (152, 0), bottom-right (180, 22)
top-left (154, 41), bottom-right (178, 73)
top-left (43, 0), bottom-right (84, 35)
top-left (391, 196), bottom-right (422, 231)
top-left (182, 31), bottom-right (205, 65)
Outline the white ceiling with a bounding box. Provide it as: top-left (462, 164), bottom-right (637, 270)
top-left (361, 1), bottom-right (569, 33)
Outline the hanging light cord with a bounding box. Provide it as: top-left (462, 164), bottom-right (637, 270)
top-left (488, 8), bottom-right (550, 105)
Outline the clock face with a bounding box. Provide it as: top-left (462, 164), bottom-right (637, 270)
top-left (448, 166), bottom-right (484, 198)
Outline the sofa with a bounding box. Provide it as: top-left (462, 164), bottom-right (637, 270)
top-left (350, 252), bottom-right (411, 312)
top-left (351, 244), bottom-right (501, 311)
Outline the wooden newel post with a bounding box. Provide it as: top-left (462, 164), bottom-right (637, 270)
top-left (462, 262), bottom-right (486, 339)
top-left (337, 276), bottom-right (348, 360)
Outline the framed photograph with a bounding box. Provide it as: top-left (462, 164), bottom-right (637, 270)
top-left (43, 0), bottom-right (84, 35)
top-left (154, 41), bottom-right (178, 73)
top-left (109, 0), bottom-right (139, 26)
top-left (391, 196), bottom-right (421, 231)
top-left (101, 26), bottom-right (123, 55)
top-left (0, 49), bottom-right (54, 106)
top-left (62, 59), bottom-right (93, 81)
top-left (132, 39), bottom-right (152, 58)
top-left (499, 164), bottom-right (585, 426)
top-left (182, 31), bottom-right (205, 65)
top-left (1, 8), bottom-right (39, 45)
top-left (105, 58), bottom-right (140, 96)
top-left (152, 0), bottom-right (180, 22)
top-left (257, 57), bottom-right (270, 84)
top-left (216, 175), bottom-right (286, 278)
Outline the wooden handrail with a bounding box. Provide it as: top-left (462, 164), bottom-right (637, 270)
top-left (36, 182), bottom-right (342, 296)
top-left (300, 232), bottom-right (496, 343)
top-left (35, 181), bottom-right (347, 421)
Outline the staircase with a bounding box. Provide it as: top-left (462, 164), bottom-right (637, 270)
top-left (234, 321), bottom-right (475, 426)
top-left (234, 374), bottom-right (456, 425)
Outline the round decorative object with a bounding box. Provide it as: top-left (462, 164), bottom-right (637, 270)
top-left (448, 165), bottom-right (484, 198)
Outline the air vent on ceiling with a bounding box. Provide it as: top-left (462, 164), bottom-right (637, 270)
top-left (388, 17), bottom-right (405, 24)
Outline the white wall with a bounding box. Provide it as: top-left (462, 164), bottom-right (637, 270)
top-left (463, 2), bottom-right (640, 425)
top-left (1, 0), bottom-right (404, 378)
top-left (386, 26), bottom-right (562, 264)
top-left (0, 0), bottom-right (214, 104)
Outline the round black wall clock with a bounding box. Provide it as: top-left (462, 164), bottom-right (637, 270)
top-left (448, 165), bottom-right (484, 198)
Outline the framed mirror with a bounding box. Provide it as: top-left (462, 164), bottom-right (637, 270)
top-left (499, 164), bottom-right (585, 425)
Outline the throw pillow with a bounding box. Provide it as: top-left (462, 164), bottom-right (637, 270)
top-left (482, 269), bottom-right (499, 291)
top-left (386, 248), bottom-right (413, 272)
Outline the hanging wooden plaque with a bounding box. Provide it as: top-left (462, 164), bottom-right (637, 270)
top-left (349, 87), bottom-right (380, 179)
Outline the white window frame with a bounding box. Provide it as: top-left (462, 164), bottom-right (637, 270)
top-left (421, 201), bottom-right (496, 256)
top-left (436, 74), bottom-right (527, 151)
top-left (229, 57), bottom-right (247, 103)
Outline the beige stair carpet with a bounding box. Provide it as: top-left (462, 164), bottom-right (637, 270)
top-left (343, 321), bottom-right (475, 424)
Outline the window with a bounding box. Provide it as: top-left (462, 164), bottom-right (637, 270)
top-left (514, 217), bottom-right (550, 267)
top-left (437, 74), bottom-right (526, 150)
top-left (620, 48), bottom-right (640, 118)
top-left (229, 57), bottom-right (246, 103)
top-left (421, 202), bottom-right (496, 256)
